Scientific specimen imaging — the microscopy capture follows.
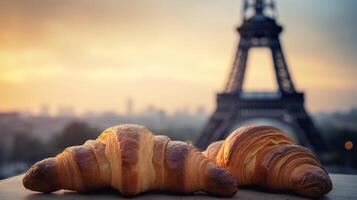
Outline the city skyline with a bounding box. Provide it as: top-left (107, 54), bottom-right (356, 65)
top-left (1, 0), bottom-right (356, 114)
top-left (30, 99), bottom-right (207, 117)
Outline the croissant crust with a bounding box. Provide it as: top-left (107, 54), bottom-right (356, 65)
top-left (203, 126), bottom-right (332, 198)
top-left (23, 124), bottom-right (238, 197)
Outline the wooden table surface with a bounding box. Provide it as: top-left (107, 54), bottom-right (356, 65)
top-left (0, 174), bottom-right (356, 200)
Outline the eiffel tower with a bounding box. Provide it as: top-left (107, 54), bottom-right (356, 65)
top-left (196, 0), bottom-right (328, 154)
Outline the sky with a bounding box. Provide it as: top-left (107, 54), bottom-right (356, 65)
top-left (0, 0), bottom-right (356, 115)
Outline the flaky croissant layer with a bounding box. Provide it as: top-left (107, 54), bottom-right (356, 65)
top-left (23, 124), bottom-right (237, 197)
top-left (203, 126), bottom-right (332, 198)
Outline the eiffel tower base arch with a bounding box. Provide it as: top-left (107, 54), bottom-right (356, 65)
top-left (197, 93), bottom-right (328, 154)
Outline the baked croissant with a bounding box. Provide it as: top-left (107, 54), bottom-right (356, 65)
top-left (203, 126), bottom-right (332, 198)
top-left (23, 124), bottom-right (237, 197)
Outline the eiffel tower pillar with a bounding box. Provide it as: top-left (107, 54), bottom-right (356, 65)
top-left (196, 0), bottom-right (329, 154)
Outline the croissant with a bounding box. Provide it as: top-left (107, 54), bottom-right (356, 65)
top-left (203, 126), bottom-right (332, 198)
top-left (23, 124), bottom-right (237, 197)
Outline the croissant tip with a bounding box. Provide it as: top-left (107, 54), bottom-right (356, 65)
top-left (22, 158), bottom-right (60, 193)
top-left (204, 163), bottom-right (238, 196)
top-left (295, 168), bottom-right (333, 198)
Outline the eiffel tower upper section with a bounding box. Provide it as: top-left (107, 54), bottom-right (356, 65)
top-left (224, 0), bottom-right (296, 95)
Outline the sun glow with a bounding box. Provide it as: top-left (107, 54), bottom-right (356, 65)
top-left (0, 0), bottom-right (356, 114)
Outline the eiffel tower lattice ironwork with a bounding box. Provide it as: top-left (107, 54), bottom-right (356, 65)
top-left (196, 0), bottom-right (328, 153)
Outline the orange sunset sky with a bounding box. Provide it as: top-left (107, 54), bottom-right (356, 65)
top-left (0, 0), bottom-right (356, 115)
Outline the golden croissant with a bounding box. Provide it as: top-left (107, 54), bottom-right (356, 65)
top-left (203, 126), bottom-right (332, 198)
top-left (23, 124), bottom-right (238, 197)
